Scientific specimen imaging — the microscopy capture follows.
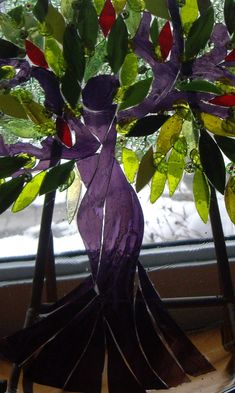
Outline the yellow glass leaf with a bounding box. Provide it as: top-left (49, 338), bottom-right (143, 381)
top-left (120, 52), bottom-right (138, 86)
top-left (168, 149), bottom-right (185, 196)
top-left (122, 147), bottom-right (139, 183)
top-left (181, 0), bottom-right (199, 34)
top-left (193, 169), bottom-right (210, 223)
top-left (157, 114), bottom-right (183, 154)
top-left (200, 113), bottom-right (235, 137)
top-left (150, 170), bottom-right (167, 203)
top-left (12, 171), bottom-right (46, 213)
top-left (45, 37), bottom-right (65, 77)
top-left (66, 166), bottom-right (82, 224)
top-left (112, 0), bottom-right (127, 13)
top-left (225, 176), bottom-right (235, 224)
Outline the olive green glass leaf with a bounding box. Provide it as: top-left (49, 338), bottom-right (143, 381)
top-left (225, 176), bottom-right (235, 224)
top-left (128, 0), bottom-right (144, 11)
top-left (136, 147), bottom-right (155, 192)
top-left (178, 80), bottom-right (221, 95)
top-left (122, 147), bottom-right (139, 183)
top-left (45, 5), bottom-right (66, 44)
top-left (77, 0), bottom-right (99, 51)
top-left (61, 0), bottom-right (74, 20)
top-left (0, 156), bottom-right (31, 178)
top-left (94, 0), bottom-right (105, 14)
top-left (214, 135), bottom-right (235, 162)
top-left (45, 37), bottom-right (65, 78)
top-left (67, 166), bottom-right (82, 224)
top-left (144, 0), bottom-right (170, 19)
top-left (120, 52), bottom-right (138, 86)
top-left (168, 138), bottom-right (187, 196)
top-left (107, 15), bottom-right (128, 74)
top-left (150, 18), bottom-right (159, 43)
top-left (199, 129), bottom-right (226, 194)
top-left (193, 168), bottom-right (210, 223)
top-left (181, 0), bottom-right (199, 34)
top-left (184, 6), bottom-right (214, 59)
top-left (113, 0), bottom-right (127, 13)
top-left (157, 114), bottom-right (183, 154)
top-left (12, 171), bottom-right (46, 213)
top-left (0, 94), bottom-right (28, 119)
top-left (224, 0), bottom-right (235, 35)
top-left (0, 176), bottom-right (25, 215)
top-left (0, 13), bottom-right (22, 46)
top-left (200, 113), bottom-right (235, 138)
top-left (150, 169), bottom-right (167, 203)
top-left (63, 24), bottom-right (85, 81)
top-left (119, 77), bottom-right (152, 110)
top-left (7, 6), bottom-right (24, 26)
top-left (61, 69), bottom-right (81, 108)
top-left (39, 160), bottom-right (75, 195)
top-left (33, 0), bottom-right (48, 23)
top-left (124, 2), bottom-right (141, 37)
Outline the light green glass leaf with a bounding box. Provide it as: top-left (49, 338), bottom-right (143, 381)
top-left (182, 120), bottom-right (198, 152)
top-left (45, 5), bottom-right (65, 44)
top-left (125, 3), bottom-right (141, 37)
top-left (167, 149), bottom-right (185, 196)
top-left (0, 94), bottom-right (28, 119)
top-left (193, 168), bottom-right (210, 223)
top-left (157, 114), bottom-right (183, 154)
top-left (150, 170), bottom-right (167, 203)
top-left (0, 12), bottom-right (22, 45)
top-left (144, 0), bottom-right (170, 19)
top-left (120, 52), bottom-right (138, 86)
top-left (22, 100), bottom-right (53, 126)
top-left (12, 171), bottom-right (46, 213)
top-left (0, 119), bottom-right (41, 138)
top-left (225, 176), bottom-right (235, 224)
top-left (66, 166), bottom-right (82, 224)
top-left (84, 39), bottom-right (107, 82)
top-left (45, 37), bottom-right (65, 77)
top-left (181, 0), bottom-right (198, 34)
top-left (93, 0), bottom-right (105, 14)
top-left (136, 147), bottom-right (155, 192)
top-left (122, 147), bottom-right (139, 183)
top-left (113, 0), bottom-right (127, 13)
top-left (200, 113), bottom-right (235, 137)
top-left (128, 0), bottom-right (145, 11)
top-left (61, 0), bottom-right (74, 20)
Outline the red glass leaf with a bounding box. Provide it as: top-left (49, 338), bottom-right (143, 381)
top-left (25, 40), bottom-right (48, 69)
top-left (99, 0), bottom-right (116, 37)
top-left (56, 117), bottom-right (73, 148)
top-left (210, 95), bottom-right (235, 107)
top-left (225, 49), bottom-right (235, 62)
top-left (158, 21), bottom-right (173, 61)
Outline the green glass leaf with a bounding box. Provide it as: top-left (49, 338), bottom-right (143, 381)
top-left (150, 169), bottom-right (167, 203)
top-left (224, 0), bottom-right (235, 35)
top-left (0, 176), bottom-right (25, 215)
top-left (144, 0), bottom-right (170, 19)
top-left (0, 66), bottom-right (16, 80)
top-left (181, 0), bottom-right (199, 34)
top-left (0, 38), bottom-right (24, 58)
top-left (0, 118), bottom-right (41, 138)
top-left (22, 100), bottom-right (51, 125)
top-left (199, 129), bottom-right (226, 194)
top-left (45, 37), bottom-right (65, 77)
top-left (157, 114), bottom-right (183, 154)
top-left (184, 6), bottom-right (214, 59)
top-left (0, 156), bottom-right (31, 178)
top-left (66, 166), bottom-right (82, 224)
top-left (128, 0), bottom-right (144, 11)
top-left (0, 12), bottom-right (22, 46)
top-left (77, 0), bottom-right (99, 51)
top-left (136, 146), bottom-right (155, 192)
top-left (61, 69), bottom-right (81, 107)
top-left (12, 171), bottom-right (46, 213)
top-left (84, 39), bottom-right (107, 82)
top-left (120, 52), bottom-right (138, 86)
top-left (225, 176), bottom-right (235, 224)
top-left (193, 168), bottom-right (210, 223)
top-left (178, 80), bottom-right (221, 95)
top-left (61, 0), bottom-right (74, 20)
top-left (59, 169), bottom-right (75, 191)
top-left (7, 6), bottom-right (24, 26)
top-left (33, 0), bottom-right (48, 23)
top-left (107, 15), bottom-right (128, 74)
top-left (168, 138), bottom-right (187, 196)
top-left (63, 24), bottom-right (85, 81)
top-left (127, 114), bottom-right (169, 137)
top-left (113, 0), bottom-right (127, 13)
top-left (0, 94), bottom-right (28, 119)
top-left (122, 147), bottom-right (139, 183)
top-left (93, 0), bottom-right (105, 14)
top-left (39, 160), bottom-right (75, 195)
top-left (124, 3), bottom-right (141, 37)
top-left (119, 77), bottom-right (152, 110)
top-left (214, 135), bottom-right (235, 162)
top-left (45, 5), bottom-right (66, 44)
top-left (150, 18), bottom-right (159, 44)
top-left (197, 0), bottom-right (211, 15)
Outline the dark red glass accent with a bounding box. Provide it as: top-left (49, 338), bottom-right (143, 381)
top-left (158, 21), bottom-right (173, 61)
top-left (209, 95), bottom-right (235, 107)
top-left (25, 40), bottom-right (48, 69)
top-left (225, 49), bottom-right (235, 62)
top-left (99, 0), bottom-right (116, 37)
top-left (56, 117), bottom-right (73, 148)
